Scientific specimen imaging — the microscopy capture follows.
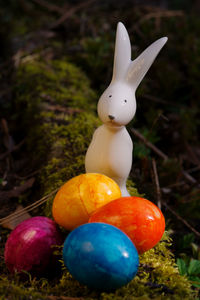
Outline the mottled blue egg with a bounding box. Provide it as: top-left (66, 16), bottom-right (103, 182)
top-left (63, 222), bottom-right (139, 291)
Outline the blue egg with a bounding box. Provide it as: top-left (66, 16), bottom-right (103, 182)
top-left (63, 222), bottom-right (139, 291)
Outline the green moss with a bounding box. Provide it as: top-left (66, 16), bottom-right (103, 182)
top-left (1, 54), bottom-right (197, 299)
top-left (0, 236), bottom-right (196, 299)
top-left (40, 111), bottom-right (101, 216)
top-left (14, 54), bottom-right (99, 193)
top-left (127, 179), bottom-right (144, 197)
top-left (0, 277), bottom-right (46, 300)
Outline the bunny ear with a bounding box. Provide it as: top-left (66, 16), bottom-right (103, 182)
top-left (126, 37), bottom-right (168, 90)
top-left (112, 22), bottom-right (131, 82)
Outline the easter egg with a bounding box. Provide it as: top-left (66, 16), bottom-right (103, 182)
top-left (52, 173), bottom-right (121, 231)
top-left (4, 216), bottom-right (63, 275)
top-left (63, 222), bottom-right (139, 291)
top-left (89, 197), bottom-right (165, 254)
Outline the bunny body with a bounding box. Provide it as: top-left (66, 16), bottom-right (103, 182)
top-left (85, 22), bottom-right (167, 196)
top-left (85, 124), bottom-right (132, 196)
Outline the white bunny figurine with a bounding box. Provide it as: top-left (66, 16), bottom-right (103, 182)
top-left (85, 22), bottom-right (167, 196)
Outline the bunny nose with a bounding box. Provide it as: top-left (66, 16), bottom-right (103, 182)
top-left (108, 115), bottom-right (115, 120)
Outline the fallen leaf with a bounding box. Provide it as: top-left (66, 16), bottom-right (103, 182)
top-left (1, 205), bottom-right (31, 230)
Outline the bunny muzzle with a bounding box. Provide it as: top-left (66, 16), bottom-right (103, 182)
top-left (97, 83), bottom-right (136, 127)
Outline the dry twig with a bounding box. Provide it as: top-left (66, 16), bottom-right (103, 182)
top-left (32, 0), bottom-right (64, 14)
top-left (163, 202), bottom-right (200, 238)
top-left (50, 0), bottom-right (96, 29)
top-left (131, 128), bottom-right (168, 160)
top-left (0, 178), bottom-right (35, 202)
top-left (1, 205), bottom-right (31, 230)
top-left (133, 10), bottom-right (184, 31)
top-left (131, 128), bottom-right (200, 187)
top-left (142, 94), bottom-right (180, 107)
top-left (151, 158), bottom-right (162, 209)
top-left (0, 188), bottom-right (58, 226)
top-left (0, 140), bottom-right (25, 160)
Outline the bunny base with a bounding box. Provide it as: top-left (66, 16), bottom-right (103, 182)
top-left (85, 124), bottom-right (132, 197)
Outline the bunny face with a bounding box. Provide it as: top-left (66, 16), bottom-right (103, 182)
top-left (97, 82), bottom-right (136, 127)
top-left (97, 22), bottom-right (167, 128)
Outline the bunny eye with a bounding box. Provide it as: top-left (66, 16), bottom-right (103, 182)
top-left (124, 99), bottom-right (127, 103)
top-left (109, 95), bottom-right (112, 98)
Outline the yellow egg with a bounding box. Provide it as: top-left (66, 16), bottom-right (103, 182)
top-left (52, 173), bottom-right (121, 231)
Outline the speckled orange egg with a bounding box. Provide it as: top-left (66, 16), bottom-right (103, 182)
top-left (52, 173), bottom-right (121, 231)
top-left (89, 196), bottom-right (165, 254)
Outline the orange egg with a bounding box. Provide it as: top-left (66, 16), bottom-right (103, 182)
top-left (52, 173), bottom-right (121, 231)
top-left (89, 196), bottom-right (165, 254)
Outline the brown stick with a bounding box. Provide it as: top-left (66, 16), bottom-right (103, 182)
top-left (163, 202), bottom-right (200, 238)
top-left (50, 0), bottom-right (96, 29)
top-left (32, 0), bottom-right (64, 14)
top-left (142, 93), bottom-right (180, 106)
top-left (0, 188), bottom-right (58, 226)
top-left (0, 178), bottom-right (35, 202)
top-left (131, 128), bottom-right (200, 187)
top-left (0, 140), bottom-right (25, 160)
top-left (181, 170), bottom-right (199, 186)
top-left (131, 128), bottom-right (168, 161)
top-left (133, 10), bottom-right (184, 31)
top-left (151, 158), bottom-right (162, 209)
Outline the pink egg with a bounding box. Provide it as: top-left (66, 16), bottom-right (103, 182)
top-left (4, 216), bottom-right (63, 276)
